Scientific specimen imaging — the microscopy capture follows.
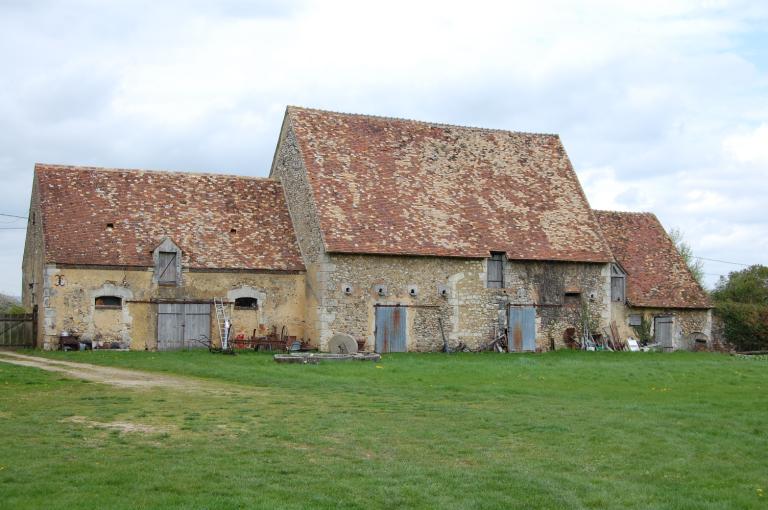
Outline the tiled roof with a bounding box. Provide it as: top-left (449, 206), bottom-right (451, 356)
top-left (287, 107), bottom-right (612, 262)
top-left (594, 210), bottom-right (710, 309)
top-left (35, 164), bottom-right (305, 271)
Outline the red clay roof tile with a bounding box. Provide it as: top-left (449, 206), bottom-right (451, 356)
top-left (594, 210), bottom-right (710, 308)
top-left (35, 164), bottom-right (304, 271)
top-left (287, 107), bottom-right (613, 262)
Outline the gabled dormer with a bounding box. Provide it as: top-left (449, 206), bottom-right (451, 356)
top-left (153, 237), bottom-right (182, 286)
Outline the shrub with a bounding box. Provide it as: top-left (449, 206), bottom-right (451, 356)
top-left (714, 301), bottom-right (768, 351)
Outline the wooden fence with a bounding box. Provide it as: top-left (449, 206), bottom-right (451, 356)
top-left (0, 312), bottom-right (36, 348)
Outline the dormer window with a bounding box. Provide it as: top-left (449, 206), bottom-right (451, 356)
top-left (153, 238), bottom-right (182, 286)
top-left (487, 252), bottom-right (505, 288)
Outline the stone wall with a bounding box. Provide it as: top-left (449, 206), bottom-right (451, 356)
top-left (270, 122), bottom-right (326, 266)
top-left (38, 265), bottom-right (305, 350)
top-left (270, 120), bottom-right (328, 344)
top-left (316, 254), bottom-right (610, 352)
top-left (21, 175), bottom-right (45, 346)
top-left (611, 302), bottom-right (712, 350)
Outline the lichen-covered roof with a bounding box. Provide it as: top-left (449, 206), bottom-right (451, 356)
top-left (594, 210), bottom-right (710, 309)
top-left (34, 164), bottom-right (305, 271)
top-left (287, 107), bottom-right (613, 262)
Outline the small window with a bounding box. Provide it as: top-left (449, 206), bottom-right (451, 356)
top-left (95, 296), bottom-right (122, 309)
top-left (234, 297), bottom-right (258, 310)
top-left (564, 292), bottom-right (581, 306)
top-left (487, 252), bottom-right (505, 288)
top-left (628, 314), bottom-right (642, 327)
top-left (611, 264), bottom-right (626, 302)
top-left (106, 223), bottom-right (114, 231)
top-left (157, 251), bottom-right (177, 285)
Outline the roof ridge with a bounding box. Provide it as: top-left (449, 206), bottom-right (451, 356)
top-left (286, 105), bottom-right (561, 138)
top-left (593, 209), bottom-right (655, 216)
top-left (34, 163), bottom-right (276, 183)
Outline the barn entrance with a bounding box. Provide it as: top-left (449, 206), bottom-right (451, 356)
top-left (508, 305), bottom-right (536, 352)
top-left (157, 303), bottom-right (211, 350)
top-left (374, 305), bottom-right (406, 353)
top-left (654, 316), bottom-right (674, 350)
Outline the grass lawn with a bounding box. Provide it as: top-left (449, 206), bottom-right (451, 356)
top-left (1, 351), bottom-right (766, 509)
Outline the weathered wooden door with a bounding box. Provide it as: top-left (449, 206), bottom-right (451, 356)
top-left (375, 306), bottom-right (406, 353)
top-left (654, 316), bottom-right (673, 350)
top-left (508, 306), bottom-right (536, 352)
top-left (157, 303), bottom-right (211, 350)
top-left (183, 304), bottom-right (211, 347)
top-left (0, 313), bottom-right (34, 347)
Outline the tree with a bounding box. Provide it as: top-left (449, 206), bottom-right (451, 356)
top-left (711, 265), bottom-right (768, 351)
top-left (711, 265), bottom-right (768, 305)
top-left (668, 227), bottom-right (704, 287)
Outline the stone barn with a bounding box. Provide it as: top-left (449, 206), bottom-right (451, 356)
top-left (270, 107), bottom-right (617, 352)
top-left (594, 210), bottom-right (712, 350)
top-left (23, 165), bottom-right (306, 350)
top-left (22, 106), bottom-right (712, 351)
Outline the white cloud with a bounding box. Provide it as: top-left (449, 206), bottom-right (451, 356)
top-left (723, 123), bottom-right (768, 164)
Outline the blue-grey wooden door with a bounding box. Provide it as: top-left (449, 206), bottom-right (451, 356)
top-left (183, 303), bottom-right (211, 348)
top-left (654, 316), bottom-right (673, 350)
top-left (157, 303), bottom-right (184, 351)
top-left (157, 303), bottom-right (211, 350)
top-left (375, 306), bottom-right (406, 353)
top-left (508, 306), bottom-right (536, 352)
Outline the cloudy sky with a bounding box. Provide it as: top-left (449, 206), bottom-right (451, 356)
top-left (1, 0), bottom-right (766, 296)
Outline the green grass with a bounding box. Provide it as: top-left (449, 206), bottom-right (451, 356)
top-left (1, 351), bottom-right (767, 509)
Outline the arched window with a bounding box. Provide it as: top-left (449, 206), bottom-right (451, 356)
top-left (95, 296), bottom-right (122, 309)
top-left (234, 297), bottom-right (258, 310)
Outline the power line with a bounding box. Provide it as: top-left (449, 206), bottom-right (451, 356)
top-left (0, 213), bottom-right (27, 220)
top-left (693, 256), bottom-right (751, 267)
top-left (0, 227), bottom-right (26, 230)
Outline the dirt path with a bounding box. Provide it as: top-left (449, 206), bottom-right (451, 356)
top-left (0, 351), bottom-right (227, 393)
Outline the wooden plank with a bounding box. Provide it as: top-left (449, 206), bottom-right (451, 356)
top-left (157, 303), bottom-right (183, 351)
top-left (157, 252), bottom-right (177, 283)
top-left (183, 303), bottom-right (211, 348)
top-left (0, 315), bottom-right (34, 347)
top-left (654, 316), bottom-right (673, 348)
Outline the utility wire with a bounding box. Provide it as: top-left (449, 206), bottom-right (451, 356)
top-left (0, 213), bottom-right (27, 219)
top-left (0, 227), bottom-right (26, 230)
top-left (693, 256), bottom-right (751, 267)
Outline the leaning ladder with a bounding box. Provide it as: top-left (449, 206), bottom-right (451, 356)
top-left (213, 298), bottom-right (231, 350)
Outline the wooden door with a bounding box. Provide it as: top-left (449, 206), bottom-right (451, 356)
top-left (508, 306), bottom-right (536, 352)
top-left (157, 303), bottom-right (211, 350)
top-left (375, 306), bottom-right (406, 353)
top-left (157, 303), bottom-right (184, 351)
top-left (654, 316), bottom-right (673, 350)
top-left (183, 303), bottom-right (211, 348)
